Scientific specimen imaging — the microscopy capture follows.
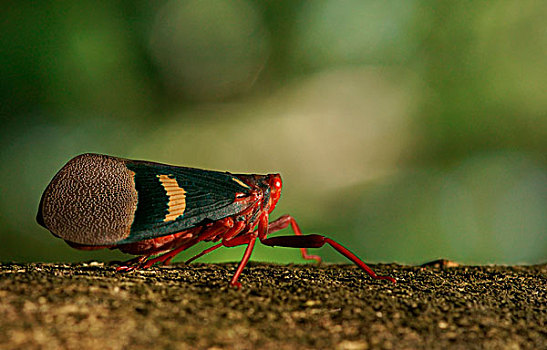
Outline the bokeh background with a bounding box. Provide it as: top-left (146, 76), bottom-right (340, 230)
top-left (1, 1), bottom-right (545, 265)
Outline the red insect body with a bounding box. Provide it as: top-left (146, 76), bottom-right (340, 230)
top-left (70, 173), bottom-right (395, 287)
top-left (38, 154), bottom-right (396, 287)
top-left (86, 174), bottom-right (395, 287)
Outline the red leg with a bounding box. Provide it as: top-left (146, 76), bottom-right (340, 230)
top-left (261, 233), bottom-right (396, 284)
top-left (219, 221), bottom-right (246, 242)
top-left (266, 215), bottom-right (322, 263)
top-left (185, 233), bottom-right (260, 288)
top-left (185, 243), bottom-right (224, 265)
top-left (185, 221), bottom-right (247, 264)
top-left (222, 234), bottom-right (254, 247)
top-left (139, 239), bottom-right (201, 269)
top-left (143, 222), bottom-right (235, 268)
top-left (117, 219), bottom-right (234, 271)
top-left (116, 255), bottom-right (149, 272)
top-left (229, 233), bottom-right (257, 288)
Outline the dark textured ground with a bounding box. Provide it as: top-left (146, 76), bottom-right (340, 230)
top-left (0, 262), bottom-right (545, 350)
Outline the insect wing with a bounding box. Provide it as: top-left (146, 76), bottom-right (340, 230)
top-left (117, 160), bottom-right (254, 244)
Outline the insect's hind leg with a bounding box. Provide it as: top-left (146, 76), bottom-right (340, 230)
top-left (116, 255), bottom-right (150, 272)
top-left (117, 219), bottom-right (237, 271)
top-left (266, 215), bottom-right (321, 263)
top-left (260, 232), bottom-right (396, 284)
top-left (184, 243), bottom-right (223, 265)
top-left (117, 239), bottom-right (200, 271)
top-left (185, 221), bottom-right (247, 265)
top-left (143, 222), bottom-right (237, 268)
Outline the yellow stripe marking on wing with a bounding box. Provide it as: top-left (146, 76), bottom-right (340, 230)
top-left (232, 177), bottom-right (250, 189)
top-left (157, 174), bottom-right (187, 222)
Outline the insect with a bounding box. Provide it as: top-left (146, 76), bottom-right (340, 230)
top-left (37, 153), bottom-right (396, 287)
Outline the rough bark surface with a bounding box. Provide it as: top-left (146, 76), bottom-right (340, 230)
top-left (0, 262), bottom-right (545, 350)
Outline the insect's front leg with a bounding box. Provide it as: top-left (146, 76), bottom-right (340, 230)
top-left (260, 215), bottom-right (396, 284)
top-left (223, 211), bottom-right (269, 288)
top-left (227, 233), bottom-right (257, 289)
top-left (225, 213), bottom-right (321, 288)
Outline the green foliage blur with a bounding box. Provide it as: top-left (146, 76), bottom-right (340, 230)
top-left (1, 1), bottom-right (545, 265)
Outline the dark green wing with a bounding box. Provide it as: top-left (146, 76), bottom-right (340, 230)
top-left (117, 160), bottom-right (254, 244)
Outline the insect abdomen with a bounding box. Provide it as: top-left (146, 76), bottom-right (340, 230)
top-left (37, 154), bottom-right (138, 245)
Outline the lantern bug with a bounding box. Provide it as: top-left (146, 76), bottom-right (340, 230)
top-left (37, 154), bottom-right (396, 287)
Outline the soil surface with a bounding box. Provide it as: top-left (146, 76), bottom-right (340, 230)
top-left (0, 262), bottom-right (545, 350)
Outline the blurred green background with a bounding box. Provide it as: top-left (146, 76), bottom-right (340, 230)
top-left (1, 1), bottom-right (545, 265)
